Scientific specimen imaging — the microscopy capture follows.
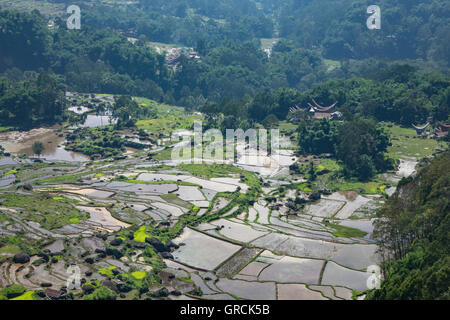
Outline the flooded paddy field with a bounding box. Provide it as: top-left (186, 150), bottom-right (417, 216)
top-left (0, 128), bottom-right (89, 162)
top-left (0, 124), bottom-right (421, 300)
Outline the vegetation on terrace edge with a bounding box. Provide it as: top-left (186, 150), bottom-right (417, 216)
top-left (368, 151), bottom-right (450, 300)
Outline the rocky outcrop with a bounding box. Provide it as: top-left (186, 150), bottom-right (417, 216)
top-left (110, 238), bottom-right (123, 246)
top-left (101, 280), bottom-right (119, 293)
top-left (82, 284), bottom-right (95, 294)
top-left (145, 238), bottom-right (169, 252)
top-left (13, 253), bottom-right (30, 264)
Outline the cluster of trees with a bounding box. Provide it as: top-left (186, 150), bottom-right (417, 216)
top-left (0, 9), bottom-right (327, 109)
top-left (78, 0), bottom-right (274, 47)
top-left (369, 151), bottom-right (450, 299)
top-left (165, 39), bottom-right (328, 106)
top-left (65, 127), bottom-right (126, 159)
top-left (200, 65), bottom-right (450, 131)
top-left (65, 0), bottom-right (450, 69)
top-left (276, 0), bottom-right (450, 66)
top-left (1, 8), bottom-right (448, 120)
top-left (0, 70), bottom-right (66, 129)
top-left (112, 96), bottom-right (156, 128)
top-left (298, 118), bottom-right (393, 181)
top-left (0, 9), bottom-right (171, 100)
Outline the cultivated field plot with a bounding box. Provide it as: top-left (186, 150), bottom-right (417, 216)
top-left (0, 121), bottom-right (420, 301)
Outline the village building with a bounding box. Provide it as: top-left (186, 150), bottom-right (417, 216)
top-left (44, 288), bottom-right (67, 300)
top-left (307, 99), bottom-right (341, 120)
top-left (412, 123), bottom-right (430, 136)
top-left (288, 100), bottom-right (342, 121)
top-left (434, 123), bottom-right (450, 138)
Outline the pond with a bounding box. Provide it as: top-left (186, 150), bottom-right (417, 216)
top-left (0, 128), bottom-right (89, 162)
top-left (68, 106), bottom-right (90, 114)
top-left (81, 115), bottom-right (117, 128)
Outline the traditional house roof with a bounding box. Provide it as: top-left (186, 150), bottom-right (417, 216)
top-left (434, 130), bottom-right (448, 138)
top-left (314, 113), bottom-right (332, 119)
top-left (44, 289), bottom-right (67, 300)
top-left (434, 123), bottom-right (450, 138)
top-left (311, 99), bottom-right (338, 113)
top-left (288, 100), bottom-right (340, 121)
top-left (412, 123), bottom-right (430, 135)
top-left (437, 123), bottom-right (450, 132)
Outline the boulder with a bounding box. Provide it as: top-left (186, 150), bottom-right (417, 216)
top-left (44, 289), bottom-right (66, 300)
top-left (153, 287), bottom-right (169, 298)
top-left (130, 241), bottom-right (148, 249)
top-left (84, 257), bottom-right (94, 264)
top-left (22, 184), bottom-right (33, 191)
top-left (101, 280), bottom-right (119, 293)
top-left (308, 192), bottom-right (321, 201)
top-left (40, 283), bottom-right (53, 288)
top-left (82, 284), bottom-right (95, 294)
top-left (110, 238), bottom-right (123, 246)
top-left (145, 238), bottom-right (169, 252)
top-left (13, 253), bottom-right (30, 264)
top-left (170, 290), bottom-right (182, 296)
top-left (166, 240), bottom-right (179, 249)
top-left (161, 252), bottom-right (174, 260)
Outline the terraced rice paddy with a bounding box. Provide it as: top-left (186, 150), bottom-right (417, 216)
top-left (0, 125), bottom-right (420, 300)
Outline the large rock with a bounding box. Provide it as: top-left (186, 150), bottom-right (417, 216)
top-left (84, 257), bottom-right (94, 264)
top-left (101, 280), bottom-right (119, 293)
top-left (106, 248), bottom-right (123, 259)
top-left (145, 238), bottom-right (169, 252)
top-left (22, 184), bottom-right (33, 191)
top-left (130, 241), bottom-right (148, 249)
top-left (110, 238), bottom-right (123, 246)
top-left (161, 252), bottom-right (174, 260)
top-left (166, 240), bottom-right (179, 249)
top-left (37, 252), bottom-right (49, 262)
top-left (13, 253), bottom-right (30, 264)
top-left (153, 287), bottom-right (169, 298)
top-left (82, 284), bottom-right (95, 294)
top-left (40, 282), bottom-right (53, 288)
top-left (308, 192), bottom-right (321, 201)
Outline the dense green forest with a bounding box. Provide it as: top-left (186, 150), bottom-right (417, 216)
top-left (369, 151), bottom-right (449, 300)
top-left (0, 0), bottom-right (449, 302)
top-left (1, 1), bottom-right (450, 111)
top-left (40, 0), bottom-right (450, 67)
top-left (276, 0), bottom-right (450, 65)
top-left (201, 65), bottom-right (450, 128)
top-left (0, 70), bottom-right (66, 128)
top-left (296, 118), bottom-right (393, 181)
top-left (0, 7), bottom-right (448, 132)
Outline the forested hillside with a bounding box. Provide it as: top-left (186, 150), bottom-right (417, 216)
top-left (276, 0), bottom-right (450, 65)
top-left (0, 0), bottom-right (449, 302)
top-left (369, 152), bottom-right (450, 300)
top-left (201, 65), bottom-right (450, 128)
top-left (1, 1), bottom-right (449, 111)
